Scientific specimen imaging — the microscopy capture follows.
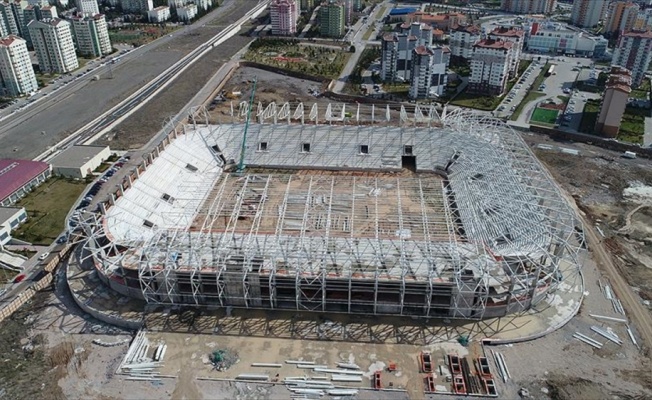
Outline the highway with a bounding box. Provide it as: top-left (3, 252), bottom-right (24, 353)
top-left (0, 0), bottom-right (264, 160)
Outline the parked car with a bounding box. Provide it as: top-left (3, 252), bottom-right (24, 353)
top-left (38, 252), bottom-right (50, 261)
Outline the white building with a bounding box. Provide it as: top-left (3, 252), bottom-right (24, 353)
top-left (0, 35), bottom-right (37, 96)
top-left (76, 0), bottom-right (99, 16)
top-left (270, 0), bottom-right (297, 36)
top-left (71, 14), bottom-right (112, 57)
top-left (381, 22), bottom-right (433, 82)
top-left (469, 38), bottom-right (513, 96)
top-left (488, 26), bottom-right (524, 79)
top-left (409, 45), bottom-right (448, 99)
top-left (148, 5), bottom-right (170, 22)
top-left (0, 207), bottom-right (27, 247)
top-left (0, 1), bottom-right (25, 38)
top-left (50, 144), bottom-right (111, 179)
top-left (570, 0), bottom-right (607, 28)
top-left (526, 21), bottom-right (607, 57)
top-left (191, 0), bottom-right (210, 11)
top-left (613, 30), bottom-right (652, 86)
top-left (176, 3), bottom-right (197, 21)
top-left (500, 0), bottom-right (556, 15)
top-left (28, 18), bottom-right (78, 73)
top-left (167, 0), bottom-right (183, 8)
top-left (449, 24), bottom-right (481, 59)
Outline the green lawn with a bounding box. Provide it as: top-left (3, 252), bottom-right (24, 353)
top-left (630, 79), bottom-right (649, 100)
top-left (530, 107), bottom-right (559, 126)
top-left (510, 91), bottom-right (546, 121)
top-left (618, 107), bottom-right (647, 144)
top-left (579, 99), bottom-right (601, 134)
top-left (531, 63), bottom-right (549, 91)
top-left (12, 178), bottom-right (87, 245)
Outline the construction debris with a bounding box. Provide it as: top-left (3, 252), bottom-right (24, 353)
top-left (591, 326), bottom-right (623, 345)
top-left (573, 332), bottom-right (603, 349)
top-left (210, 348), bottom-right (240, 371)
top-left (118, 330), bottom-right (166, 380)
top-left (589, 314), bottom-right (627, 324)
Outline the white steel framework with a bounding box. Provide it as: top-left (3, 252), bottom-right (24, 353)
top-left (76, 105), bottom-right (585, 320)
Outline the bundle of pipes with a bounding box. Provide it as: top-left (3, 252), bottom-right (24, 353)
top-left (591, 326), bottom-right (622, 345)
top-left (490, 351), bottom-right (510, 383)
top-left (573, 332), bottom-right (603, 349)
top-left (119, 330), bottom-right (167, 380)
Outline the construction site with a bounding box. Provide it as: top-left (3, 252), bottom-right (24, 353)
top-left (74, 104), bottom-right (585, 323)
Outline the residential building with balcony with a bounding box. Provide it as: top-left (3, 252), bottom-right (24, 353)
top-left (147, 5), bottom-right (170, 22)
top-left (605, 1), bottom-right (639, 36)
top-left (488, 26), bottom-right (524, 79)
top-left (595, 67), bottom-right (632, 138)
top-left (28, 18), bottom-right (78, 73)
top-left (71, 13), bottom-right (111, 57)
top-left (612, 30), bottom-right (652, 86)
top-left (177, 3), bottom-right (197, 21)
top-left (319, 1), bottom-right (344, 38)
top-left (468, 38), bottom-right (513, 96)
top-left (381, 22), bottom-right (433, 82)
top-left (76, 0), bottom-right (99, 16)
top-left (0, 35), bottom-right (37, 96)
top-left (270, 0), bottom-right (298, 36)
top-left (449, 24), bottom-right (481, 59)
top-left (570, 0), bottom-right (607, 28)
top-left (500, 0), bottom-right (556, 15)
top-left (409, 45), bottom-right (447, 99)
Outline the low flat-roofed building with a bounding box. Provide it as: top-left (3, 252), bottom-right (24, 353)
top-left (0, 207), bottom-right (27, 246)
top-left (0, 159), bottom-right (52, 207)
top-left (50, 145), bottom-right (111, 179)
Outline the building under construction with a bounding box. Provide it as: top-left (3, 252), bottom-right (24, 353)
top-left (77, 106), bottom-right (585, 320)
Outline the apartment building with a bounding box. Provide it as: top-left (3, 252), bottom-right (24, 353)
top-left (408, 45), bottom-right (447, 99)
top-left (343, 0), bottom-right (352, 26)
top-left (0, 35), bottom-right (37, 96)
top-left (120, 0), bottom-right (153, 13)
top-left (192, 0), bottom-right (211, 10)
top-left (595, 67), bottom-right (632, 138)
top-left (270, 0), bottom-right (298, 36)
top-left (71, 13), bottom-right (111, 57)
top-left (381, 22), bottom-right (433, 82)
top-left (500, 0), bottom-right (556, 15)
top-left (488, 26), bottom-right (524, 79)
top-left (612, 30), bottom-right (652, 86)
top-left (605, 1), bottom-right (639, 36)
top-left (22, 4), bottom-right (57, 47)
top-left (76, 0), bottom-right (99, 15)
top-left (319, 1), bottom-right (344, 38)
top-left (449, 24), bottom-right (481, 59)
top-left (167, 0), bottom-right (183, 8)
top-left (177, 3), bottom-right (197, 21)
top-left (570, 0), bottom-right (607, 28)
top-left (28, 18), bottom-right (78, 73)
top-left (148, 5), bottom-right (170, 22)
top-left (0, 1), bottom-right (27, 38)
top-left (300, 0), bottom-right (314, 11)
top-left (468, 39), bottom-right (513, 96)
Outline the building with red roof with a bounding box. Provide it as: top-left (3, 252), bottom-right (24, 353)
top-left (0, 159), bottom-right (52, 207)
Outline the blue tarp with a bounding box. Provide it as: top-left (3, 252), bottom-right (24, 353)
top-left (389, 7), bottom-right (418, 16)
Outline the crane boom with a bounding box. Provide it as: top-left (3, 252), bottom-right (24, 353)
top-left (238, 77), bottom-right (257, 172)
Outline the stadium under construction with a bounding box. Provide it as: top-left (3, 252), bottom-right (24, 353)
top-left (75, 104), bottom-right (585, 321)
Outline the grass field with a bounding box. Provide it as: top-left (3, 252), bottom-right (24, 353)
top-left (510, 91), bottom-right (545, 121)
top-left (530, 107), bottom-right (559, 126)
top-left (618, 107), bottom-right (647, 144)
top-left (12, 178), bottom-right (86, 245)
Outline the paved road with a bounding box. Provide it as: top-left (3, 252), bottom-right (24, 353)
top-left (0, 0), bottom-right (258, 160)
top-left (332, 0), bottom-right (389, 93)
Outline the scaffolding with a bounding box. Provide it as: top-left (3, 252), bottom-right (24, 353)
top-left (77, 104), bottom-right (585, 321)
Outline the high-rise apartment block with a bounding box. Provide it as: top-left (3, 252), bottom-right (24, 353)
top-left (300, 0), bottom-right (314, 11)
top-left (28, 18), bottom-right (78, 73)
top-left (381, 22), bottom-right (433, 82)
top-left (500, 0), bottom-right (556, 15)
top-left (120, 0), bottom-right (153, 13)
top-left (469, 39), bottom-right (514, 96)
top-left (605, 1), bottom-right (639, 36)
top-left (488, 26), bottom-right (524, 79)
top-left (177, 4), bottom-right (197, 21)
top-left (71, 13), bottom-right (111, 57)
top-left (612, 30), bottom-right (652, 86)
top-left (270, 0), bottom-right (298, 36)
top-left (22, 4), bottom-right (57, 47)
top-left (595, 67), bottom-right (632, 138)
top-left (0, 1), bottom-right (27, 38)
top-left (76, 0), bottom-right (99, 15)
top-left (319, 1), bottom-right (344, 38)
top-left (449, 24), bottom-right (481, 59)
top-left (409, 45), bottom-right (448, 99)
top-left (0, 35), bottom-right (37, 96)
top-left (148, 5), bottom-right (170, 22)
top-left (570, 0), bottom-right (607, 28)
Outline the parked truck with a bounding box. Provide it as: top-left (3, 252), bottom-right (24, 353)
top-left (623, 151), bottom-right (637, 159)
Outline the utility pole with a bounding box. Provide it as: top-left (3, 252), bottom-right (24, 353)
top-left (237, 77), bottom-right (257, 172)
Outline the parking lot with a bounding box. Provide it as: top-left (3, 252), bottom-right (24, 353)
top-left (494, 61), bottom-right (544, 119)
